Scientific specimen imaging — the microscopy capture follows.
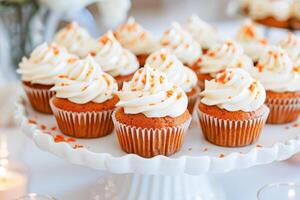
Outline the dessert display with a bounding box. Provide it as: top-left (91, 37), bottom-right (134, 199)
top-left (195, 39), bottom-right (253, 89)
top-left (113, 66), bottom-right (191, 157)
top-left (18, 43), bottom-right (76, 114)
top-left (50, 56), bottom-right (118, 138)
top-left (91, 31), bottom-right (139, 88)
top-left (54, 22), bottom-right (95, 58)
top-left (160, 22), bottom-right (202, 70)
top-left (236, 20), bottom-right (269, 62)
top-left (198, 68), bottom-right (269, 147)
top-left (184, 14), bottom-right (219, 54)
top-left (114, 17), bottom-right (158, 66)
top-left (251, 46), bottom-right (300, 124)
top-left (146, 49), bottom-right (199, 113)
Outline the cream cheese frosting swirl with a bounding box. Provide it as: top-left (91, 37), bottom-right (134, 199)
top-left (114, 17), bottom-right (158, 55)
top-left (249, 0), bottom-right (292, 20)
top-left (146, 49), bottom-right (197, 93)
top-left (116, 65), bottom-right (188, 118)
top-left (51, 55), bottom-right (118, 104)
top-left (184, 14), bottom-right (218, 49)
top-left (201, 68), bottom-right (266, 112)
top-left (236, 20), bottom-right (269, 61)
top-left (252, 46), bottom-right (300, 92)
top-left (160, 22), bottom-right (202, 66)
top-left (91, 31), bottom-right (139, 77)
top-left (278, 33), bottom-right (300, 62)
top-left (54, 22), bottom-right (94, 58)
top-left (199, 40), bottom-right (253, 76)
top-left (18, 43), bottom-right (73, 85)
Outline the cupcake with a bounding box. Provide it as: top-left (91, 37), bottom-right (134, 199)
top-left (248, 0), bottom-right (292, 29)
top-left (196, 39), bottom-right (253, 89)
top-left (184, 14), bottom-right (218, 54)
top-left (198, 68), bottom-right (269, 147)
top-left (91, 31), bottom-right (139, 88)
top-left (236, 20), bottom-right (269, 63)
top-left (114, 17), bottom-right (158, 66)
top-left (160, 22), bottom-right (202, 70)
top-left (251, 46), bottom-right (300, 124)
top-left (113, 66), bottom-right (191, 157)
top-left (53, 22), bottom-right (94, 58)
top-left (50, 56), bottom-right (118, 138)
top-left (278, 33), bottom-right (300, 63)
top-left (18, 43), bottom-right (76, 114)
top-left (146, 49), bottom-right (199, 113)
top-left (290, 1), bottom-right (300, 29)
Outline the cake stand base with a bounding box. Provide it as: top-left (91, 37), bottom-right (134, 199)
top-left (89, 174), bottom-right (225, 200)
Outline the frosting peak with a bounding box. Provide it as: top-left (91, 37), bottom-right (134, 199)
top-left (278, 33), bottom-right (300, 62)
top-left (54, 22), bottom-right (94, 58)
top-left (201, 68), bottom-right (266, 112)
top-left (91, 31), bottom-right (139, 77)
top-left (116, 65), bottom-right (188, 118)
top-left (51, 55), bottom-right (118, 104)
top-left (199, 40), bottom-right (253, 76)
top-left (184, 14), bottom-right (218, 49)
top-left (146, 49), bottom-right (197, 92)
top-left (114, 17), bottom-right (158, 55)
top-left (160, 22), bottom-right (202, 66)
top-left (252, 46), bottom-right (300, 92)
top-left (18, 43), bottom-right (73, 85)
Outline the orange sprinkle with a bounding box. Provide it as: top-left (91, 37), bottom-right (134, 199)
top-left (256, 144), bottom-right (263, 148)
top-left (260, 39), bottom-right (268, 45)
top-left (73, 144), bottom-right (84, 149)
top-left (176, 93), bottom-right (182, 100)
top-left (58, 75), bottom-right (68, 78)
top-left (159, 76), bottom-right (165, 84)
top-left (292, 123), bottom-right (299, 128)
top-left (244, 26), bottom-right (255, 38)
top-left (248, 82), bottom-right (256, 92)
top-left (237, 62), bottom-right (242, 68)
top-left (66, 138), bottom-right (76, 143)
top-left (90, 51), bottom-right (96, 57)
top-left (66, 23), bottom-right (73, 31)
top-left (203, 148), bottom-right (208, 152)
top-left (207, 52), bottom-right (215, 57)
top-left (40, 124), bottom-right (47, 130)
top-left (219, 153), bottom-right (225, 158)
top-left (53, 47), bottom-right (59, 55)
top-left (161, 41), bottom-right (170, 46)
top-left (28, 119), bottom-right (37, 124)
top-left (166, 90), bottom-right (174, 97)
top-left (51, 126), bottom-right (57, 131)
top-left (67, 57), bottom-right (77, 63)
top-left (293, 67), bottom-right (300, 73)
top-left (99, 35), bottom-right (110, 44)
top-left (216, 72), bottom-right (229, 84)
top-left (257, 64), bottom-right (263, 72)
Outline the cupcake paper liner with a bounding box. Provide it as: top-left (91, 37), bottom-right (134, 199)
top-left (23, 84), bottom-right (55, 114)
top-left (50, 98), bottom-right (115, 138)
top-left (112, 108), bottom-right (192, 158)
top-left (266, 96), bottom-right (300, 124)
top-left (197, 105), bottom-right (269, 147)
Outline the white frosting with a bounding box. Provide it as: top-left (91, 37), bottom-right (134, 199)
top-left (114, 17), bottom-right (158, 55)
top-left (249, 0), bottom-right (292, 20)
top-left (53, 22), bottom-right (94, 58)
top-left (91, 31), bottom-right (139, 77)
top-left (201, 68), bottom-right (266, 112)
top-left (252, 46), bottom-right (300, 92)
top-left (278, 33), bottom-right (300, 62)
top-left (184, 14), bottom-right (218, 49)
top-left (160, 22), bottom-right (202, 66)
top-left (199, 40), bottom-right (253, 76)
top-left (236, 20), bottom-right (269, 61)
top-left (116, 65), bottom-right (188, 118)
top-left (146, 49), bottom-right (197, 93)
top-left (51, 56), bottom-right (118, 104)
top-left (18, 43), bottom-right (73, 85)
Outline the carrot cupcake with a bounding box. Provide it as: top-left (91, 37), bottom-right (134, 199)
top-left (198, 68), bottom-right (269, 147)
top-left (146, 49), bottom-right (199, 113)
top-left (251, 46), bottom-right (300, 124)
top-left (18, 43), bottom-right (76, 114)
top-left (91, 31), bottom-right (139, 88)
top-left (113, 66), bottom-right (191, 157)
top-left (50, 55), bottom-right (118, 138)
top-left (278, 33), bottom-right (300, 63)
top-left (196, 39), bottom-right (253, 89)
top-left (160, 22), bottom-right (202, 70)
top-left (236, 20), bottom-right (269, 63)
top-left (248, 0), bottom-right (292, 29)
top-left (54, 22), bottom-right (94, 58)
top-left (114, 17), bottom-right (158, 66)
top-left (184, 14), bottom-right (218, 54)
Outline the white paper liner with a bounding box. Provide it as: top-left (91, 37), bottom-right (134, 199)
top-left (50, 97), bottom-right (115, 138)
top-left (23, 83), bottom-right (55, 114)
top-left (112, 108), bottom-right (192, 158)
top-left (197, 105), bottom-right (270, 147)
top-left (266, 96), bottom-right (300, 124)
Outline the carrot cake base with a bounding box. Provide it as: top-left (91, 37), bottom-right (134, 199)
top-left (115, 73), bottom-right (134, 89)
top-left (255, 17), bottom-right (289, 29)
top-left (137, 54), bottom-right (149, 67)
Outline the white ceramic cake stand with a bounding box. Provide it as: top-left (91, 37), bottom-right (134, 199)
top-left (15, 96), bottom-right (300, 200)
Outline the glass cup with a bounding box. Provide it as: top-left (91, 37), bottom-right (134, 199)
top-left (257, 182), bottom-right (300, 200)
top-left (16, 193), bottom-right (56, 200)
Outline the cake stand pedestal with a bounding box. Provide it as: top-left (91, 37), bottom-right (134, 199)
top-left (15, 97), bottom-right (300, 200)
